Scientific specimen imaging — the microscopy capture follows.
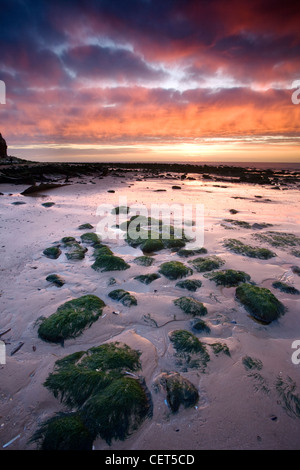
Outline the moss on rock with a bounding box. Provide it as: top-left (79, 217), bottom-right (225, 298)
top-left (133, 256), bottom-right (154, 267)
top-left (272, 281), bottom-right (300, 295)
top-left (80, 232), bottom-right (101, 246)
top-left (78, 223), bottom-right (94, 230)
top-left (159, 261), bottom-right (193, 280)
top-left (37, 342), bottom-right (152, 446)
top-left (174, 296), bottom-right (207, 316)
top-left (46, 274), bottom-right (65, 287)
top-left (204, 269), bottom-right (251, 287)
top-left (175, 279), bottom-right (202, 292)
top-left (134, 273), bottom-right (161, 285)
top-left (91, 255), bottom-right (130, 272)
top-left (188, 255), bottom-right (225, 272)
top-left (43, 246), bottom-right (61, 259)
top-left (190, 318), bottom-right (210, 334)
top-left (29, 412), bottom-right (94, 450)
top-left (235, 283), bottom-right (285, 323)
top-left (224, 239), bottom-right (276, 259)
top-left (108, 289), bottom-right (137, 306)
top-left (177, 247), bottom-right (207, 257)
top-left (65, 241), bottom-right (87, 260)
top-left (37, 294), bottom-right (105, 343)
top-left (154, 372), bottom-right (199, 412)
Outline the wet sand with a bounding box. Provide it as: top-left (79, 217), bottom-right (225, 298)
top-left (0, 170), bottom-right (300, 450)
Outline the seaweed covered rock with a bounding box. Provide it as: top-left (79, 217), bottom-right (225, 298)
top-left (32, 343), bottom-right (152, 447)
top-left (235, 283), bottom-right (285, 323)
top-left (210, 342), bottom-right (231, 357)
top-left (175, 279), bottom-right (202, 292)
top-left (80, 232), bottom-right (101, 246)
top-left (272, 281), bottom-right (300, 295)
top-left (140, 238), bottom-right (165, 253)
top-left (78, 223), bottom-right (94, 230)
top-left (29, 412), bottom-right (94, 451)
top-left (190, 318), bottom-right (211, 334)
top-left (43, 246), bottom-right (61, 259)
top-left (133, 256), bottom-right (154, 267)
top-left (91, 254), bottom-right (130, 272)
top-left (111, 205), bottom-right (130, 215)
top-left (154, 372), bottom-right (199, 412)
top-left (46, 274), bottom-right (65, 287)
top-left (188, 255), bottom-right (225, 272)
top-left (159, 261), bottom-right (193, 280)
top-left (169, 329), bottom-right (210, 371)
top-left (37, 295), bottom-right (105, 343)
top-left (93, 244), bottom-right (113, 257)
top-left (177, 247), bottom-right (207, 257)
top-left (108, 289), bottom-right (137, 306)
top-left (204, 269), bottom-right (251, 287)
top-left (134, 273), bottom-right (161, 285)
top-left (224, 239), bottom-right (276, 259)
top-left (253, 231), bottom-right (300, 248)
top-left (64, 241), bottom-right (87, 260)
top-left (174, 296), bottom-right (207, 316)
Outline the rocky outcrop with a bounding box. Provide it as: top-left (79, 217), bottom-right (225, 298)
top-left (0, 133), bottom-right (7, 157)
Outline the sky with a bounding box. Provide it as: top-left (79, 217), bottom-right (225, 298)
top-left (0, 0), bottom-right (300, 163)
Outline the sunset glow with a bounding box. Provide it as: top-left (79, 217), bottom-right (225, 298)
top-left (1, 0), bottom-right (300, 163)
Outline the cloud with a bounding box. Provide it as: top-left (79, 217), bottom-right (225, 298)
top-left (61, 44), bottom-right (167, 83)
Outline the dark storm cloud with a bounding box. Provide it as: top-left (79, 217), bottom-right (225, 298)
top-left (61, 44), bottom-right (167, 82)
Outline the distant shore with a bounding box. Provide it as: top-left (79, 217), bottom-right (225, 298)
top-left (0, 156), bottom-right (299, 189)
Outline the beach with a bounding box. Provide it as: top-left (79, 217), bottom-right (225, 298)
top-left (0, 164), bottom-right (300, 450)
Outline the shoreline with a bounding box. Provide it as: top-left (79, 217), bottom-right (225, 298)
top-left (0, 164), bottom-right (300, 450)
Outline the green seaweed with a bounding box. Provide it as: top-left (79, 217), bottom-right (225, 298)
top-left (111, 206), bottom-right (130, 215)
top-left (177, 247), bottom-right (207, 257)
top-left (224, 239), bottom-right (276, 259)
top-left (235, 283), bottom-right (285, 324)
top-left (61, 236), bottom-right (76, 244)
top-left (46, 274), bottom-right (65, 287)
top-left (34, 343), bottom-right (152, 446)
top-left (37, 295), bottom-right (105, 343)
top-left (43, 246), bottom-right (61, 259)
top-left (276, 375), bottom-right (300, 419)
top-left (242, 356), bottom-right (263, 371)
top-left (169, 329), bottom-right (210, 371)
top-left (204, 269), bottom-right (251, 287)
top-left (65, 241), bottom-right (87, 260)
top-left (188, 255), bottom-right (225, 272)
top-left (154, 372), bottom-right (199, 412)
top-left (190, 318), bottom-right (211, 334)
top-left (108, 289), bottom-right (137, 306)
top-left (272, 281), bottom-right (300, 295)
top-left (42, 202), bottom-right (55, 208)
top-left (78, 223), bottom-right (94, 230)
top-left (159, 261), bottom-right (193, 280)
top-left (133, 256), bottom-right (154, 267)
top-left (174, 296), bottom-right (207, 316)
top-left (291, 249), bottom-right (300, 258)
top-left (29, 412), bottom-right (95, 450)
top-left (91, 255), bottom-right (130, 272)
top-left (80, 232), bottom-right (101, 246)
top-left (224, 219), bottom-right (252, 229)
top-left (210, 342), bottom-right (231, 357)
top-left (175, 279), bottom-right (202, 292)
top-left (253, 231), bottom-right (300, 248)
top-left (134, 273), bottom-right (161, 285)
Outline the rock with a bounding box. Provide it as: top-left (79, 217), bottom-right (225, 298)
top-left (154, 372), bottom-right (199, 413)
top-left (0, 133), bottom-right (8, 157)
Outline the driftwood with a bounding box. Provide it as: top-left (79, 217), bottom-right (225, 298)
top-left (21, 183), bottom-right (69, 195)
top-left (10, 342), bottom-right (24, 356)
top-left (0, 328), bottom-right (11, 338)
